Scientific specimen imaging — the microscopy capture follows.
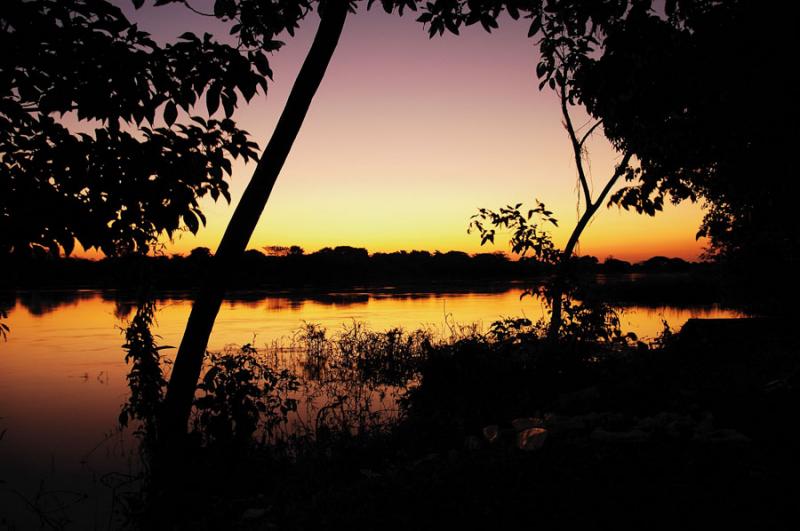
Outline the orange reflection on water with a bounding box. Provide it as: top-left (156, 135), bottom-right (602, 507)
top-left (0, 287), bottom-right (744, 454)
top-left (0, 287), bottom-right (745, 527)
top-left (0, 289), bottom-right (743, 505)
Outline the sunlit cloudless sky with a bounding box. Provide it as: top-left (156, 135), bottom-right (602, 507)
top-left (94, 1), bottom-right (706, 262)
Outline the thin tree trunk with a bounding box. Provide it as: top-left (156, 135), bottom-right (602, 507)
top-left (160, 2), bottom-right (349, 437)
top-left (547, 203), bottom-right (599, 340)
top-left (547, 151), bottom-right (632, 339)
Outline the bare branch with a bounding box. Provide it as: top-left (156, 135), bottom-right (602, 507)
top-left (579, 119), bottom-right (603, 147)
top-left (560, 78), bottom-right (592, 208)
top-left (559, 151), bottom-right (634, 262)
top-left (594, 151), bottom-right (634, 210)
top-left (19, 104), bottom-right (78, 114)
top-left (183, 0), bottom-right (215, 17)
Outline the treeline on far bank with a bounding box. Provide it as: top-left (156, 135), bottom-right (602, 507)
top-left (2, 245), bottom-right (712, 292)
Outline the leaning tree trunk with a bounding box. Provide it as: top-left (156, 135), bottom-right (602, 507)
top-left (547, 151), bottom-right (633, 340)
top-left (160, 2), bottom-right (349, 437)
top-left (547, 201), bottom-right (600, 340)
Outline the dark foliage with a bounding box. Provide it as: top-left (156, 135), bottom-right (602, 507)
top-left (571, 0), bottom-right (798, 307)
top-left (125, 314), bottom-right (800, 530)
top-left (1, 0), bottom-right (268, 256)
top-left (414, 0), bottom-right (798, 313)
top-left (193, 343), bottom-right (298, 446)
top-left (120, 299), bottom-right (168, 441)
top-left (0, 308), bottom-right (8, 340)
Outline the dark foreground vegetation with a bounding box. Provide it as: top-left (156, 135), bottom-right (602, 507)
top-left (109, 314), bottom-right (799, 531)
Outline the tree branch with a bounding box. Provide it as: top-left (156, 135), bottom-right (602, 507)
top-left (579, 119), bottom-right (603, 147)
top-left (161, 0), bottom-right (350, 438)
top-left (182, 1), bottom-right (215, 17)
top-left (19, 103), bottom-right (78, 114)
top-left (595, 151), bottom-right (634, 210)
top-left (561, 80), bottom-right (593, 209)
top-left (561, 150), bottom-right (633, 262)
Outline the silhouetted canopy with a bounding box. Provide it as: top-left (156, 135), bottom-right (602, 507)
top-left (576, 0), bottom-right (797, 272)
top-left (0, 0), bottom-right (274, 256)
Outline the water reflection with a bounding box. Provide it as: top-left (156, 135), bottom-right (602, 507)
top-left (0, 285), bottom-right (744, 527)
top-left (0, 285), bottom-right (745, 458)
top-left (4, 282), bottom-right (532, 317)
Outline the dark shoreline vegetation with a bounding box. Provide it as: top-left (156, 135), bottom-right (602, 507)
top-left (1, 246), bottom-right (732, 304)
top-left (1, 246), bottom-right (708, 288)
top-left (117, 316), bottom-right (799, 530)
top-left (1, 246), bottom-right (782, 318)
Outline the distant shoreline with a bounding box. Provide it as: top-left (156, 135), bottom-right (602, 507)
top-left (2, 247), bottom-right (711, 289)
top-left (2, 253), bottom-right (728, 309)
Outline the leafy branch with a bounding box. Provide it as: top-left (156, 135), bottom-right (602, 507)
top-left (468, 200), bottom-right (561, 265)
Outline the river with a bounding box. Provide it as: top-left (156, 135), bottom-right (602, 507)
top-left (0, 284), bottom-right (743, 528)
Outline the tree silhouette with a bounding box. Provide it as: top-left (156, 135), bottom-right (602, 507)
top-left (575, 0), bottom-right (797, 306)
top-left (161, 0), bottom-right (349, 436)
top-left (161, 0), bottom-right (429, 435)
top-left (0, 0), bottom-right (274, 257)
top-left (460, 0), bottom-right (796, 311)
top-left (434, 1), bottom-right (636, 337)
top-left (428, 0), bottom-right (791, 327)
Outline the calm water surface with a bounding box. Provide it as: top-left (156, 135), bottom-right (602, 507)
top-left (0, 285), bottom-right (743, 528)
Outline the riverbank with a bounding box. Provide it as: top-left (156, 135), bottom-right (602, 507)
top-left (127, 317), bottom-right (799, 530)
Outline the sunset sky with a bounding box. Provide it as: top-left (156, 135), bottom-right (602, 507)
top-left (95, 1), bottom-right (707, 262)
